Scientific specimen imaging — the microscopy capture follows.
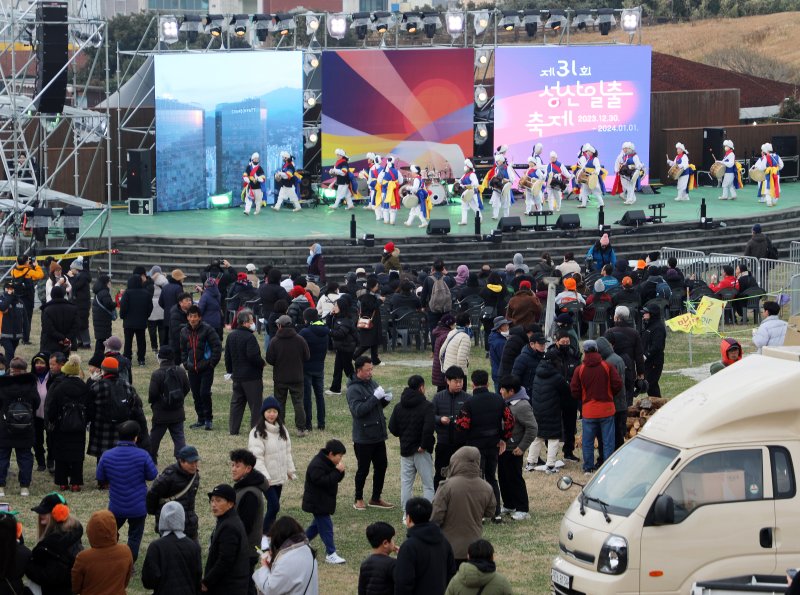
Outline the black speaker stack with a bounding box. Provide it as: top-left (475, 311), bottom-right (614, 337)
top-left (127, 149), bottom-right (155, 215)
top-left (34, 2), bottom-right (69, 114)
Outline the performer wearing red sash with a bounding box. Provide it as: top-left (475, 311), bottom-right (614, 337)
top-left (273, 151), bottom-right (302, 212)
top-left (330, 148), bottom-right (355, 210)
top-left (242, 152), bottom-right (265, 215)
top-left (754, 143), bottom-right (783, 207)
top-left (379, 155), bottom-right (403, 225)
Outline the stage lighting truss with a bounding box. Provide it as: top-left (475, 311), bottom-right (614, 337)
top-left (475, 123), bottom-right (489, 144)
top-left (273, 13), bottom-right (296, 36)
top-left (422, 12), bottom-right (441, 39)
top-left (544, 10), bottom-right (567, 32)
top-left (474, 85), bottom-right (489, 108)
top-left (159, 16), bottom-right (179, 45)
top-left (350, 12), bottom-right (371, 40)
top-left (73, 24), bottom-right (103, 48)
top-left (498, 11), bottom-right (520, 32)
top-left (202, 14), bottom-right (224, 37)
top-left (180, 14), bottom-right (202, 42)
top-left (621, 7), bottom-right (641, 33)
top-left (402, 12), bottom-right (423, 34)
top-left (304, 90), bottom-right (320, 108)
top-left (229, 14), bottom-right (248, 38)
top-left (522, 10), bottom-right (540, 38)
top-left (304, 128), bottom-right (320, 148)
top-left (327, 13), bottom-right (348, 40)
top-left (474, 48), bottom-right (491, 68)
top-left (571, 10), bottom-right (592, 31)
top-left (472, 10), bottom-right (490, 36)
top-left (445, 11), bottom-right (464, 38)
top-left (595, 8), bottom-right (616, 36)
top-left (303, 51), bottom-right (320, 76)
top-left (251, 14), bottom-right (272, 42)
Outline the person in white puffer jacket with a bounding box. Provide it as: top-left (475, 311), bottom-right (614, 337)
top-left (752, 301), bottom-right (788, 354)
top-left (439, 313), bottom-right (473, 376)
top-left (248, 396), bottom-right (296, 536)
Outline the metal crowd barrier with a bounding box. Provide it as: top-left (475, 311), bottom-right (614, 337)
top-left (790, 241), bottom-right (800, 263)
top-left (660, 247), bottom-right (706, 280)
top-left (758, 258), bottom-right (800, 300)
top-left (706, 253), bottom-right (759, 285)
top-left (792, 274), bottom-right (800, 318)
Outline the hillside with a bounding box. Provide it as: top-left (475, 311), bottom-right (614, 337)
top-left (643, 12), bottom-right (800, 86)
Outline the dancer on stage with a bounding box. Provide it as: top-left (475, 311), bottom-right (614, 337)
top-left (379, 155), bottom-right (403, 225)
top-left (666, 142), bottom-right (696, 202)
top-left (458, 159), bottom-right (482, 225)
top-left (613, 141), bottom-right (642, 205)
top-left (329, 148), bottom-right (356, 210)
top-left (405, 165), bottom-right (432, 228)
top-left (366, 153), bottom-right (384, 221)
top-left (273, 151), bottom-right (302, 212)
top-left (576, 144), bottom-right (604, 209)
top-left (242, 152), bottom-right (266, 216)
top-left (753, 143), bottom-right (783, 207)
top-left (523, 145), bottom-right (546, 214)
top-left (489, 153), bottom-right (512, 220)
top-left (545, 151), bottom-right (571, 212)
top-left (718, 140), bottom-right (742, 201)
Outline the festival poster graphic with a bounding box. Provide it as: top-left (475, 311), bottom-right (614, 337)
top-left (154, 52), bottom-right (303, 211)
top-left (321, 48), bottom-right (474, 180)
top-left (494, 46), bottom-right (651, 185)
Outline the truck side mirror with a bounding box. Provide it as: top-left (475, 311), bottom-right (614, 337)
top-left (653, 494), bottom-right (675, 525)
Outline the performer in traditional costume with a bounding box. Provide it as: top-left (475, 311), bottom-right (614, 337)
top-left (242, 152), bottom-right (265, 216)
top-left (273, 151), bottom-right (302, 212)
top-left (545, 151), bottom-right (571, 212)
top-left (379, 155), bottom-right (403, 225)
top-left (753, 142), bottom-right (783, 207)
top-left (458, 159), bottom-right (482, 225)
top-left (366, 153), bottom-right (384, 220)
top-left (523, 145), bottom-right (547, 214)
top-left (329, 148), bottom-right (356, 210)
top-left (612, 141), bottom-right (642, 205)
top-left (717, 140), bottom-right (742, 201)
top-left (404, 165), bottom-right (432, 228)
top-left (489, 154), bottom-right (512, 220)
top-left (666, 142), bottom-right (696, 202)
top-left (576, 144), bottom-right (605, 209)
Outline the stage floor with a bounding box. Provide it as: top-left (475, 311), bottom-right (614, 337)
top-left (91, 183), bottom-right (798, 240)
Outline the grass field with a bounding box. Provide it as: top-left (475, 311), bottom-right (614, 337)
top-left (3, 312), bottom-right (758, 594)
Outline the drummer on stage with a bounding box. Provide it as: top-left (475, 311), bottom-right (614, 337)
top-left (329, 148), bottom-right (356, 210)
top-left (717, 140), bottom-right (741, 201)
top-left (613, 141), bottom-right (642, 205)
top-left (666, 142), bottom-right (695, 202)
top-left (379, 155), bottom-right (403, 225)
top-left (545, 151), bottom-right (571, 212)
top-left (242, 152), bottom-right (265, 216)
top-left (524, 144), bottom-right (546, 214)
top-left (753, 142), bottom-right (783, 207)
top-left (576, 144), bottom-right (604, 209)
top-left (458, 159), bottom-right (482, 225)
top-left (366, 153), bottom-right (384, 220)
top-left (273, 151), bottom-right (302, 212)
top-left (405, 165), bottom-right (432, 228)
top-left (489, 153), bottom-right (512, 219)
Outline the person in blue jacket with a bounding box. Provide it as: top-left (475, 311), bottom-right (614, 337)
top-left (586, 233), bottom-right (617, 272)
top-left (487, 317), bottom-right (510, 393)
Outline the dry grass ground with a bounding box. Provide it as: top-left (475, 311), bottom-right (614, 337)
top-left (4, 310), bottom-right (750, 594)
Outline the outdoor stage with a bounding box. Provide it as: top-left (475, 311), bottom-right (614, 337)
top-left (91, 183), bottom-right (798, 240)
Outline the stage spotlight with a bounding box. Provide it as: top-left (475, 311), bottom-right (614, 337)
top-left (371, 11), bottom-right (393, 34)
top-left (159, 16), bottom-right (179, 44)
top-left (522, 10), bottom-right (540, 37)
top-left (572, 10), bottom-right (592, 30)
top-left (445, 11), bottom-right (464, 36)
top-left (180, 14), bottom-right (201, 42)
top-left (327, 13), bottom-right (347, 39)
top-left (621, 7), bottom-right (640, 32)
top-left (32, 207), bottom-right (53, 242)
top-left (229, 14), bottom-right (248, 37)
top-left (403, 12), bottom-right (422, 33)
top-left (595, 8), bottom-right (616, 36)
top-left (545, 10), bottom-right (566, 31)
top-left (474, 49), bottom-right (490, 67)
top-left (303, 51), bottom-right (320, 75)
top-left (474, 85), bottom-right (489, 107)
top-left (274, 13), bottom-right (296, 35)
top-left (209, 24), bottom-right (222, 37)
top-left (422, 12), bottom-right (440, 39)
top-left (62, 206), bottom-right (83, 241)
top-left (251, 14), bottom-right (271, 41)
top-left (304, 90), bottom-right (318, 107)
top-left (202, 14), bottom-right (223, 36)
top-left (473, 11), bottom-right (490, 36)
top-left (498, 11), bottom-right (519, 31)
top-left (304, 128), bottom-right (320, 148)
top-left (305, 13), bottom-right (320, 36)
top-left (351, 12), bottom-right (371, 39)
top-left (475, 124), bottom-right (489, 144)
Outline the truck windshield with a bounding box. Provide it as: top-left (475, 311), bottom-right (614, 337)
top-left (583, 437), bottom-right (679, 517)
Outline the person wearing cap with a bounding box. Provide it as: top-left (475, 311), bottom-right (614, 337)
top-left (180, 305), bottom-right (222, 431)
top-left (380, 242), bottom-right (401, 273)
top-left (142, 500), bottom-right (202, 595)
top-left (753, 142), bottom-right (783, 206)
top-left (203, 484), bottom-right (251, 594)
top-left (714, 139), bottom-right (740, 201)
top-left (586, 233), bottom-right (617, 272)
top-left (753, 301), bottom-right (788, 354)
top-left (147, 266), bottom-right (169, 354)
top-left (330, 148), bottom-right (357, 211)
top-left (71, 510), bottom-right (134, 595)
top-left (96, 420), bottom-right (158, 561)
top-left (744, 223), bottom-right (776, 260)
top-left (570, 340), bottom-right (622, 474)
top-left (576, 144), bottom-right (605, 209)
top-left (91, 275), bottom-right (116, 357)
top-left (266, 314), bottom-right (310, 436)
top-left (545, 150), bottom-right (571, 212)
top-left (0, 366), bottom-right (39, 498)
top-left (505, 280), bottom-right (542, 328)
top-left (488, 317), bottom-right (510, 392)
top-left (244, 263), bottom-right (260, 289)
top-left (146, 445), bottom-right (201, 541)
top-left (39, 285), bottom-right (77, 356)
top-left (641, 304), bottom-right (666, 397)
top-left (44, 354), bottom-right (91, 491)
top-left (147, 345), bottom-right (190, 463)
top-left (511, 331), bottom-right (548, 398)
top-left (25, 493), bottom-right (84, 592)
top-left (102, 335), bottom-right (133, 384)
top-left (120, 273), bottom-right (153, 368)
top-left (0, 279), bottom-right (25, 362)
top-left (66, 257), bottom-right (92, 349)
top-left (458, 158), bottom-right (483, 225)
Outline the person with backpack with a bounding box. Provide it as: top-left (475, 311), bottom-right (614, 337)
top-left (744, 223), bottom-right (776, 259)
top-left (179, 305), bottom-right (222, 432)
top-left (148, 345), bottom-right (191, 464)
top-left (225, 309), bottom-right (266, 436)
top-left (0, 280), bottom-right (26, 362)
top-left (0, 369), bottom-right (39, 497)
top-left (354, 277), bottom-right (384, 366)
top-left (44, 354), bottom-right (91, 491)
top-left (146, 445), bottom-right (201, 541)
top-left (286, 285), bottom-right (313, 328)
top-left (421, 260), bottom-right (455, 336)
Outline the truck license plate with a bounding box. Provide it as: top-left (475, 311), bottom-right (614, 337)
top-left (551, 568), bottom-right (572, 589)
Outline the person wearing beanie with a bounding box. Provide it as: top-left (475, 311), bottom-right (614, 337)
top-left (505, 280), bottom-right (542, 328)
top-left (120, 274), bottom-right (154, 367)
top-left (146, 445), bottom-right (202, 542)
top-left (224, 309), bottom-right (266, 436)
top-left (613, 276), bottom-right (641, 310)
top-left (586, 233), bottom-right (617, 272)
top-left (0, 366), bottom-right (40, 497)
top-left (299, 307), bottom-right (330, 432)
top-left (102, 335), bottom-right (133, 385)
top-left (380, 242), bottom-right (401, 272)
top-left (248, 397), bottom-right (296, 534)
top-left (147, 344), bottom-right (190, 465)
top-left (0, 279), bottom-right (26, 361)
top-left (583, 279), bottom-right (612, 328)
top-left (141, 501), bottom-right (203, 595)
top-left (39, 283), bottom-right (78, 357)
top-left (753, 301), bottom-right (788, 354)
top-left (555, 277), bottom-right (586, 310)
top-left (46, 261), bottom-right (72, 303)
top-left (91, 275), bottom-right (116, 357)
top-left (744, 222), bottom-right (776, 259)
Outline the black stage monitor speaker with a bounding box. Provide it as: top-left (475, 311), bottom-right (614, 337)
top-left (127, 149), bottom-right (152, 198)
top-left (772, 135), bottom-right (798, 179)
top-left (35, 1), bottom-right (69, 114)
top-left (702, 127), bottom-right (726, 173)
top-left (426, 219), bottom-right (451, 236)
top-left (497, 216), bottom-right (522, 232)
top-left (620, 210), bottom-right (647, 226)
top-left (555, 214), bottom-right (581, 230)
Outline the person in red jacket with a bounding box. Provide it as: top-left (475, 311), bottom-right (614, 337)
top-left (570, 340), bottom-right (622, 475)
top-left (709, 265), bottom-right (738, 293)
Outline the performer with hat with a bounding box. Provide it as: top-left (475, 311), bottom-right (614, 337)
top-left (612, 141), bottom-right (642, 205)
top-left (404, 165), bottom-right (433, 228)
top-left (753, 142), bottom-right (783, 207)
top-left (666, 142), bottom-right (696, 202)
top-left (242, 152), bottom-right (265, 216)
top-left (545, 151), bottom-right (571, 212)
top-left (717, 140), bottom-right (742, 201)
top-left (273, 151), bottom-right (302, 212)
top-left (329, 148), bottom-right (356, 210)
top-left (458, 159), bottom-right (482, 225)
top-left (576, 144), bottom-right (605, 209)
top-left (366, 153), bottom-right (384, 221)
top-left (379, 155), bottom-right (403, 225)
top-left (489, 153), bottom-right (512, 220)
top-left (523, 151), bottom-right (546, 215)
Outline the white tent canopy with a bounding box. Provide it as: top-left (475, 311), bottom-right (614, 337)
top-left (97, 55), bottom-right (154, 109)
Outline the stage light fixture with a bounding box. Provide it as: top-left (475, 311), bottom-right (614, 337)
top-left (498, 10), bottom-right (520, 32)
top-left (545, 9), bottom-right (566, 31)
top-left (351, 12), bottom-right (371, 40)
top-left (304, 128), bottom-right (320, 148)
top-left (595, 8), bottom-right (616, 35)
top-left (621, 7), bottom-right (640, 32)
top-left (474, 49), bottom-right (490, 67)
top-left (251, 14), bottom-right (271, 41)
top-left (303, 51), bottom-right (320, 75)
top-left (62, 206), bottom-right (83, 241)
top-left (475, 124), bottom-right (489, 144)
top-left (202, 14), bottom-right (223, 36)
top-left (327, 13), bottom-right (347, 39)
top-left (305, 13), bottom-right (320, 36)
top-left (403, 12), bottom-right (422, 33)
top-left (274, 13), bottom-right (296, 35)
top-left (522, 10), bottom-right (540, 37)
top-left (32, 207), bottom-right (53, 242)
top-left (209, 192), bottom-right (232, 208)
top-left (371, 11), bottom-right (393, 34)
top-left (474, 85), bottom-right (489, 107)
top-left (229, 14), bottom-right (248, 37)
top-left (180, 14), bottom-right (201, 42)
top-left (572, 10), bottom-right (592, 30)
top-left (304, 90), bottom-right (319, 108)
top-left (422, 12), bottom-right (441, 39)
top-left (445, 11), bottom-right (464, 36)
top-left (159, 16), bottom-right (179, 44)
top-left (473, 11), bottom-right (490, 36)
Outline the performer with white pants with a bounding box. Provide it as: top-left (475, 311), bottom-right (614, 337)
top-left (718, 139), bottom-right (739, 200)
top-left (489, 154), bottom-right (511, 219)
top-left (380, 155), bottom-right (403, 225)
top-left (666, 143), bottom-right (692, 202)
top-left (366, 153), bottom-right (384, 220)
top-left (615, 142), bottom-right (642, 205)
top-left (273, 151), bottom-right (302, 212)
top-left (458, 159), bottom-right (482, 225)
top-left (754, 142), bottom-right (783, 207)
top-left (524, 145), bottom-right (546, 214)
top-left (405, 166), bottom-right (430, 228)
top-left (545, 151), bottom-right (571, 212)
top-left (330, 148), bottom-right (355, 210)
top-left (242, 152), bottom-right (265, 215)
top-left (576, 144), bottom-right (604, 208)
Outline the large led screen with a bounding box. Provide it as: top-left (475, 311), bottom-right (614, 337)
top-left (495, 46), bottom-right (651, 184)
top-left (154, 52), bottom-right (303, 211)
top-left (321, 48), bottom-right (474, 179)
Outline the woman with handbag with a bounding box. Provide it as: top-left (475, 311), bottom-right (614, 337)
top-left (91, 275), bottom-right (117, 357)
top-left (353, 278), bottom-right (383, 366)
top-left (326, 295), bottom-right (357, 396)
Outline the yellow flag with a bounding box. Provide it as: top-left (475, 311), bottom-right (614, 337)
top-left (666, 296), bottom-right (725, 334)
top-left (666, 312), bottom-right (696, 333)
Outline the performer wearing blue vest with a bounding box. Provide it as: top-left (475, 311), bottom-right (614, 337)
top-left (379, 155), bottom-right (403, 225)
top-left (613, 142), bottom-right (642, 205)
top-left (546, 151), bottom-right (571, 212)
top-left (524, 144), bottom-right (547, 214)
top-left (404, 165), bottom-right (432, 228)
top-left (458, 159), bottom-right (482, 225)
top-left (489, 154), bottom-right (512, 220)
top-left (754, 142), bottom-right (783, 207)
top-left (666, 142), bottom-right (696, 202)
top-left (718, 139), bottom-right (741, 201)
top-left (273, 151), bottom-right (302, 212)
top-left (576, 144), bottom-right (605, 209)
top-left (242, 152), bottom-right (266, 215)
top-left (366, 153), bottom-right (383, 220)
top-left (330, 148), bottom-right (355, 210)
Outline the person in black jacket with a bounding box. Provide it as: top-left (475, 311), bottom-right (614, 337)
top-left (146, 445), bottom-right (201, 540)
top-left (202, 484), bottom-right (251, 595)
top-left (91, 276), bottom-right (116, 357)
top-left (40, 285), bottom-right (77, 355)
top-left (302, 439), bottom-right (347, 564)
top-left (258, 268), bottom-right (289, 352)
top-left (230, 448), bottom-right (267, 584)
top-left (299, 309), bottom-right (330, 432)
top-left (158, 270), bottom-right (186, 344)
top-left (327, 294), bottom-right (358, 396)
top-left (168, 292), bottom-right (192, 365)
top-left (641, 304), bottom-right (666, 397)
top-left (528, 352), bottom-right (571, 472)
top-left (224, 310), bottom-right (265, 435)
top-left (66, 258), bottom-right (92, 349)
top-left (0, 281), bottom-right (25, 361)
top-left (394, 497), bottom-right (455, 595)
top-left (510, 332), bottom-right (547, 397)
top-left (120, 275), bottom-right (153, 367)
top-left (25, 502), bottom-right (84, 595)
top-left (148, 346), bottom-right (190, 463)
top-left (358, 521), bottom-right (397, 595)
top-left (388, 375), bottom-right (435, 513)
top-left (497, 324), bottom-right (536, 379)
top-left (180, 305), bottom-right (222, 431)
top-left (354, 277), bottom-right (384, 366)
top-left (142, 501), bottom-right (202, 595)
top-left (431, 366), bottom-right (470, 491)
top-left (605, 306), bottom-right (645, 381)
top-left (0, 372), bottom-right (40, 497)
top-left (547, 332), bottom-right (582, 462)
